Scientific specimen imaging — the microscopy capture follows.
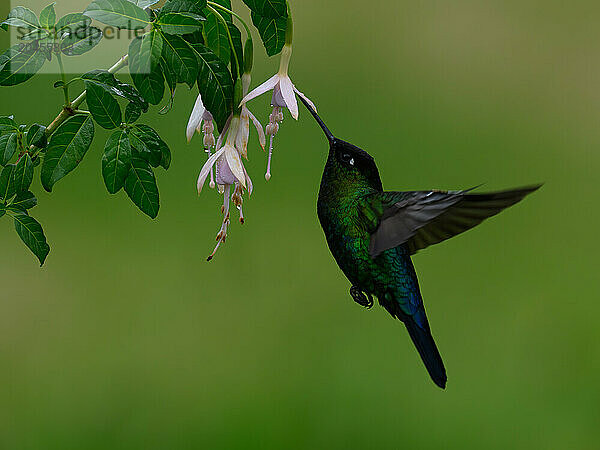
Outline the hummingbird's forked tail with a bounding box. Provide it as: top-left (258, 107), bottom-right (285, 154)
top-left (298, 94), bottom-right (335, 144)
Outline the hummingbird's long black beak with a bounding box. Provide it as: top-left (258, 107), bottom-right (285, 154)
top-left (298, 94), bottom-right (335, 144)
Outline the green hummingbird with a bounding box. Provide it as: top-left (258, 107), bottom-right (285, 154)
top-left (298, 96), bottom-right (540, 389)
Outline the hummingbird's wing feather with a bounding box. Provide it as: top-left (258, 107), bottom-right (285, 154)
top-left (366, 185), bottom-right (541, 257)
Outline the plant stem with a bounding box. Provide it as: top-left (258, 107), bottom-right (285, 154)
top-left (56, 52), bottom-right (70, 106)
top-left (71, 54), bottom-right (130, 111)
top-left (285, 3), bottom-right (293, 46)
top-left (207, 1), bottom-right (253, 42)
top-left (207, 5), bottom-right (241, 76)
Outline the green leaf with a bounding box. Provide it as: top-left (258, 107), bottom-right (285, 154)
top-left (37, 38), bottom-right (55, 62)
top-left (191, 43), bottom-right (233, 130)
top-left (242, 0), bottom-right (287, 19)
top-left (124, 157), bottom-right (159, 218)
top-left (81, 70), bottom-right (148, 112)
top-left (39, 3), bottom-right (57, 29)
top-left (161, 0), bottom-right (207, 15)
top-left (61, 27), bottom-right (103, 56)
top-left (135, 30), bottom-right (162, 73)
top-left (9, 190), bottom-right (37, 211)
top-left (182, 29), bottom-right (204, 46)
top-left (127, 0), bottom-right (160, 8)
top-left (102, 130), bottom-right (132, 193)
top-left (202, 11), bottom-right (230, 65)
top-left (12, 154), bottom-right (33, 193)
top-left (128, 130), bottom-right (158, 166)
top-left (0, 133), bottom-right (17, 165)
top-left (12, 212), bottom-right (50, 266)
top-left (159, 142), bottom-right (171, 169)
top-left (161, 32), bottom-right (198, 87)
top-left (2, 7), bottom-right (41, 30)
top-left (0, 116), bottom-right (18, 132)
top-left (228, 22), bottom-right (243, 79)
top-left (0, 43), bottom-right (46, 86)
top-left (129, 124), bottom-right (169, 168)
top-left (0, 164), bottom-right (17, 202)
top-left (159, 56), bottom-right (176, 114)
top-left (0, 48), bottom-right (11, 69)
top-left (158, 12), bottom-right (203, 35)
top-left (85, 82), bottom-right (122, 129)
top-left (41, 115), bottom-right (95, 192)
top-left (55, 13), bottom-right (91, 34)
top-left (129, 35), bottom-right (165, 105)
top-left (26, 123), bottom-right (48, 148)
top-left (124, 102), bottom-right (142, 123)
top-left (20, 29), bottom-right (50, 41)
top-left (83, 0), bottom-right (151, 30)
top-left (251, 11), bottom-right (287, 56)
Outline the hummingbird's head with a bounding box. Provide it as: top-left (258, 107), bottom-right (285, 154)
top-left (327, 138), bottom-right (383, 192)
top-left (297, 95), bottom-right (383, 192)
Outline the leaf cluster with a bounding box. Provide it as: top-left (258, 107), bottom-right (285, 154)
top-left (0, 0), bottom-right (290, 265)
top-left (0, 4), bottom-right (105, 85)
top-left (0, 116), bottom-right (48, 264)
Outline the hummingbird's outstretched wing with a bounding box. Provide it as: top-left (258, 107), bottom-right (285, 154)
top-left (361, 185), bottom-right (541, 258)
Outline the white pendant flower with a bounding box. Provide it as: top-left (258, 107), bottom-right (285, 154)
top-left (196, 116), bottom-right (253, 261)
top-left (240, 45), bottom-right (315, 120)
top-left (239, 44), bottom-right (315, 180)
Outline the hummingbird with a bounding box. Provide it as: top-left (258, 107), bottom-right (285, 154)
top-left (298, 96), bottom-right (540, 389)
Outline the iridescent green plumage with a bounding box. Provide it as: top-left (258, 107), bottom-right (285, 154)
top-left (301, 96), bottom-right (540, 389)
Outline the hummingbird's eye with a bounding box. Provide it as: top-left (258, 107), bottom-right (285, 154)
top-left (341, 153), bottom-right (355, 167)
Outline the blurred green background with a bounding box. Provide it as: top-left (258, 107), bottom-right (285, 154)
top-left (1, 1), bottom-right (599, 449)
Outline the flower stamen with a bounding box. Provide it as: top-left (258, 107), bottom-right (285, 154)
top-left (207, 185), bottom-right (231, 261)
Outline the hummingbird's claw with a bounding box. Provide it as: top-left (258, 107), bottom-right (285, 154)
top-left (350, 286), bottom-right (374, 309)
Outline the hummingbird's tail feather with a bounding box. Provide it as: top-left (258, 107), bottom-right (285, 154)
top-left (297, 94), bottom-right (335, 144)
top-left (404, 318), bottom-right (447, 389)
top-left (381, 290), bottom-right (448, 389)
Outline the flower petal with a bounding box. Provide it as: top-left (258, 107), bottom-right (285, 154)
top-left (248, 110), bottom-right (266, 150)
top-left (293, 86), bottom-right (317, 114)
top-left (225, 145), bottom-right (247, 188)
top-left (216, 154), bottom-right (237, 186)
top-left (238, 108), bottom-right (251, 159)
top-left (187, 94), bottom-right (205, 142)
top-left (239, 74), bottom-right (279, 107)
top-left (271, 84), bottom-right (287, 108)
top-left (197, 147), bottom-right (225, 194)
top-left (243, 164), bottom-right (254, 196)
top-left (279, 76), bottom-right (298, 120)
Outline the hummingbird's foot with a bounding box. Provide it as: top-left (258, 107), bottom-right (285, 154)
top-left (350, 286), bottom-right (374, 309)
